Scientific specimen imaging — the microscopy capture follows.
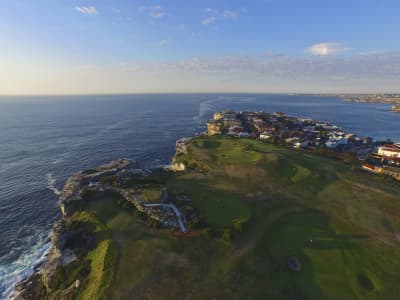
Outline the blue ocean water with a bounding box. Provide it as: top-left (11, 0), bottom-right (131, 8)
top-left (0, 94), bottom-right (399, 299)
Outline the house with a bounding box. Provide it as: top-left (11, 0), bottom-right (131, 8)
top-left (273, 112), bottom-right (286, 118)
top-left (213, 112), bottom-right (224, 121)
top-left (378, 144), bottom-right (400, 159)
top-left (213, 110), bottom-right (237, 123)
top-left (382, 165), bottom-right (400, 180)
top-left (228, 126), bottom-right (250, 137)
top-left (260, 133), bottom-right (273, 141)
top-left (294, 140), bottom-right (309, 149)
top-left (362, 163), bottom-right (383, 174)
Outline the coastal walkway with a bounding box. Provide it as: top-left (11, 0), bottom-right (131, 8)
top-left (143, 203), bottom-right (187, 233)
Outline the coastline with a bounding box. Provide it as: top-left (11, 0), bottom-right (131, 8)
top-left (4, 240), bottom-right (52, 300)
top-left (8, 109), bottom-right (400, 299)
top-left (11, 153), bottom-right (185, 299)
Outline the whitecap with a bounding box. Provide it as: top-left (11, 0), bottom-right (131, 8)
top-left (0, 230), bottom-right (51, 300)
top-left (46, 173), bottom-right (61, 196)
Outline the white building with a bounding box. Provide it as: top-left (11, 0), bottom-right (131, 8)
top-left (260, 133), bottom-right (272, 141)
top-left (378, 144), bottom-right (400, 159)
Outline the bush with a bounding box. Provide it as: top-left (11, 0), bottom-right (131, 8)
top-left (232, 217), bottom-right (248, 233)
top-left (222, 229), bottom-right (231, 243)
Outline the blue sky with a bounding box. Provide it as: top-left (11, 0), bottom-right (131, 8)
top-left (1, 0), bottom-right (399, 94)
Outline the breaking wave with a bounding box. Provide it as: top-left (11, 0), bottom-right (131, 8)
top-left (0, 230), bottom-right (51, 300)
top-left (46, 173), bottom-right (61, 196)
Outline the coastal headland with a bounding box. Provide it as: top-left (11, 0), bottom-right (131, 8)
top-left (13, 111), bottom-right (400, 300)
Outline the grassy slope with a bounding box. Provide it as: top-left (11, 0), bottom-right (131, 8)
top-left (166, 136), bottom-right (400, 299)
top-left (65, 136), bottom-right (400, 300)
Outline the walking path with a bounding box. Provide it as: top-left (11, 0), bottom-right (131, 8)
top-left (143, 202), bottom-right (186, 233)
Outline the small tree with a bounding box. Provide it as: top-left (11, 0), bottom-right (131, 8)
top-left (232, 217), bottom-right (248, 233)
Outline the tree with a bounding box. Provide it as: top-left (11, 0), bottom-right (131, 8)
top-left (232, 217), bottom-right (248, 233)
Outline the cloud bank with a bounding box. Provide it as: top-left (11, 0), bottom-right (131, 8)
top-left (2, 50), bottom-right (400, 94)
top-left (120, 52), bottom-right (400, 80)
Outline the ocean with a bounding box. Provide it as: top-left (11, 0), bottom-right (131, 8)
top-left (0, 94), bottom-right (399, 299)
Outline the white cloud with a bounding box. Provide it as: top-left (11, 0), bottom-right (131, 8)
top-left (112, 8), bottom-right (121, 13)
top-left (138, 5), bottom-right (166, 18)
top-left (307, 42), bottom-right (349, 56)
top-left (149, 12), bottom-right (166, 18)
top-left (202, 8), bottom-right (240, 25)
top-left (201, 16), bottom-right (217, 25)
top-left (221, 10), bottom-right (239, 18)
top-left (75, 6), bottom-right (98, 15)
top-left (158, 39), bottom-right (170, 46)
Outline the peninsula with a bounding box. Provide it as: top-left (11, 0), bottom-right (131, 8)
top-left (314, 93), bottom-right (400, 105)
top-left (14, 111), bottom-right (400, 300)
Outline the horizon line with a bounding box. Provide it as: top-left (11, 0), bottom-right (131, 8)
top-left (1, 91), bottom-right (400, 97)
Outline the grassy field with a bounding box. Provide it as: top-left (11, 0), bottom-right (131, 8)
top-left (56, 136), bottom-right (400, 299)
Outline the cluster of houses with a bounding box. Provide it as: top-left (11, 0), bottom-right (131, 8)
top-left (207, 110), bottom-right (400, 181)
top-left (363, 143), bottom-right (400, 181)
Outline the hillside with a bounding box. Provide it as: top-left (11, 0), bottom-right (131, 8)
top-left (19, 136), bottom-right (400, 300)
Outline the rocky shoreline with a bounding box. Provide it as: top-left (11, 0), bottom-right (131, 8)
top-left (12, 138), bottom-right (192, 300)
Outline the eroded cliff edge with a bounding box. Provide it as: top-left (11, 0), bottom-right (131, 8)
top-left (14, 139), bottom-right (193, 300)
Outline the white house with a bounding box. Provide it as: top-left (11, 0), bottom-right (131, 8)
top-left (378, 144), bottom-right (400, 159)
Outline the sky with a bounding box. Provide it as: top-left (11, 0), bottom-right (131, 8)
top-left (0, 0), bottom-right (399, 94)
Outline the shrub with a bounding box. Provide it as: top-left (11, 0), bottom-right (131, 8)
top-left (232, 217), bottom-right (248, 233)
top-left (222, 229), bottom-right (231, 243)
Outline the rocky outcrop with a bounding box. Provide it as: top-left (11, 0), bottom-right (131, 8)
top-left (13, 159), bottom-right (139, 299)
top-left (14, 151), bottom-right (188, 298)
top-left (41, 223), bottom-right (77, 291)
top-left (60, 158), bottom-right (139, 216)
top-left (207, 121), bottom-right (222, 136)
top-left (170, 138), bottom-right (191, 172)
top-left (171, 162), bottom-right (186, 172)
top-left (175, 137), bottom-right (191, 155)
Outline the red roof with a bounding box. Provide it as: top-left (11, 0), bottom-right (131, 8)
top-left (382, 144), bottom-right (400, 149)
top-left (362, 163), bottom-right (375, 170)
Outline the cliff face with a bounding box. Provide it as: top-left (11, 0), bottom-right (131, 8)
top-left (170, 138), bottom-right (191, 172)
top-left (14, 159), bottom-right (139, 299)
top-left (207, 121), bottom-right (222, 135)
top-left (14, 148), bottom-right (190, 299)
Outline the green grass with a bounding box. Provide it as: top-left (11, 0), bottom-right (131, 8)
top-left (50, 135), bottom-right (400, 300)
top-left (78, 239), bottom-right (115, 300)
top-left (261, 210), bottom-right (400, 299)
top-left (166, 178), bottom-right (251, 228)
top-left (140, 187), bottom-right (163, 202)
